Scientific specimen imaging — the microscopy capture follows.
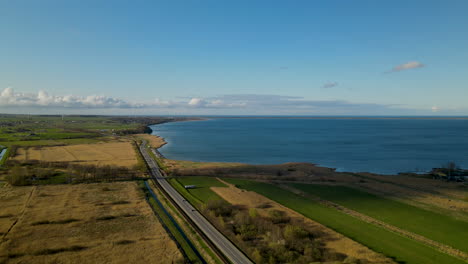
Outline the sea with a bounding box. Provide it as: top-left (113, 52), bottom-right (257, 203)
top-left (150, 118), bottom-right (468, 175)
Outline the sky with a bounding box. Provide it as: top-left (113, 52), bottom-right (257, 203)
top-left (1, 0), bottom-right (467, 115)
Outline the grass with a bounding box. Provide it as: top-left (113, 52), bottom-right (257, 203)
top-left (169, 176), bottom-right (226, 209)
top-left (35, 173), bottom-right (69, 185)
top-left (0, 147), bottom-right (9, 166)
top-left (0, 114), bottom-right (174, 148)
top-left (151, 180), bottom-right (224, 264)
top-left (34, 245), bottom-right (88, 256)
top-left (31, 218), bottom-right (79, 225)
top-left (0, 182), bottom-right (183, 263)
top-left (13, 141), bottom-right (138, 168)
top-left (141, 181), bottom-right (204, 264)
top-left (224, 178), bottom-right (466, 264)
top-left (290, 183), bottom-right (468, 253)
top-left (1, 137), bottom-right (107, 147)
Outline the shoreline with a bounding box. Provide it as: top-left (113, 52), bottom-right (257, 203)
top-left (145, 124), bottom-right (403, 177)
top-left (145, 119), bottom-right (466, 177)
top-left (163, 115), bottom-right (468, 120)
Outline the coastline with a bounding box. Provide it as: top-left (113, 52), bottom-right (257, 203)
top-left (144, 128), bottom-right (382, 177)
top-left (145, 120), bottom-right (404, 176)
top-left (174, 116), bottom-right (468, 120)
top-left (141, 126), bottom-right (468, 217)
top-left (146, 117), bottom-right (468, 176)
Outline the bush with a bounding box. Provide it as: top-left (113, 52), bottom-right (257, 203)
top-left (206, 200), bottom-right (234, 217)
top-left (268, 210), bottom-right (290, 224)
top-left (6, 166), bottom-right (31, 186)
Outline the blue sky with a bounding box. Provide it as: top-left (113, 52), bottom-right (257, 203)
top-left (1, 0), bottom-right (467, 115)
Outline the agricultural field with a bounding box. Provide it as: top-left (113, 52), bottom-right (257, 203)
top-left (225, 178), bottom-right (466, 264)
top-left (12, 140), bottom-right (138, 168)
top-left (0, 181), bottom-right (183, 263)
top-left (169, 176), bottom-right (226, 208)
top-left (162, 156), bottom-right (468, 221)
top-left (0, 114), bottom-right (182, 148)
top-left (290, 183), bottom-right (468, 253)
top-left (211, 179), bottom-right (393, 263)
top-left (172, 176), bottom-right (392, 263)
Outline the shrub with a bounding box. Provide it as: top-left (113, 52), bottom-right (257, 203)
top-left (6, 166), bottom-right (31, 186)
top-left (268, 210), bottom-right (290, 224)
top-left (206, 200), bottom-right (234, 217)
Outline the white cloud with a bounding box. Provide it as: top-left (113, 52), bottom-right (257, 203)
top-left (322, 82), bottom-right (338, 88)
top-left (387, 61), bottom-right (425, 73)
top-left (0, 88), bottom-right (246, 110)
top-left (2, 88), bottom-right (458, 115)
top-left (0, 87), bottom-right (145, 109)
top-left (188, 98), bottom-right (205, 107)
top-left (1, 87), bottom-right (13, 97)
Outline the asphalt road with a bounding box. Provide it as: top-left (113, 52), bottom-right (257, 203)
top-left (139, 141), bottom-right (252, 264)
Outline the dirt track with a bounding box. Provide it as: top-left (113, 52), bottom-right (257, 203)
top-left (0, 182), bottom-right (182, 264)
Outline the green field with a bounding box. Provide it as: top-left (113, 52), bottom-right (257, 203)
top-left (0, 114), bottom-right (170, 147)
top-left (169, 176), bottom-right (226, 208)
top-left (225, 178), bottom-right (466, 264)
top-left (291, 183), bottom-right (468, 253)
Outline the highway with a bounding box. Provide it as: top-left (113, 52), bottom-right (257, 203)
top-left (139, 140), bottom-right (252, 264)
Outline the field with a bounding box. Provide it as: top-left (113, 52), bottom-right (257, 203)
top-left (171, 176), bottom-right (393, 263)
top-left (0, 114), bottom-right (187, 148)
top-left (210, 178), bottom-right (393, 263)
top-left (225, 178), bottom-right (466, 264)
top-left (290, 183), bottom-right (468, 253)
top-left (12, 140), bottom-right (138, 168)
top-left (0, 181), bottom-right (183, 263)
top-left (162, 157), bottom-right (468, 220)
top-left (169, 176), bottom-right (226, 208)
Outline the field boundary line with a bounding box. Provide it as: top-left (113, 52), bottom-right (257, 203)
top-left (0, 186), bottom-right (36, 244)
top-left (278, 183), bottom-right (468, 261)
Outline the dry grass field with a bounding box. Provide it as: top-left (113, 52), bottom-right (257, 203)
top-left (164, 159), bottom-right (245, 171)
top-left (356, 173), bottom-right (468, 201)
top-left (211, 178), bottom-right (394, 264)
top-left (0, 182), bottom-right (183, 264)
top-left (12, 141), bottom-right (138, 168)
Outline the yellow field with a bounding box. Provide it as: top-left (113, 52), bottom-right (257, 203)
top-left (0, 182), bottom-right (183, 263)
top-left (211, 179), bottom-right (393, 264)
top-left (13, 141), bottom-right (138, 168)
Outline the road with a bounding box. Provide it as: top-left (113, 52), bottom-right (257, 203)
top-left (139, 140), bottom-right (252, 264)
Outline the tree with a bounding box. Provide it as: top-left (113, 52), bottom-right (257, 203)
top-left (6, 166), bottom-right (30, 186)
top-left (251, 249), bottom-right (263, 263)
top-left (444, 161), bottom-right (459, 179)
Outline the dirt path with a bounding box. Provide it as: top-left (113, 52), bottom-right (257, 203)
top-left (280, 184), bottom-right (468, 261)
top-left (0, 187), bottom-right (36, 244)
top-left (0, 182), bottom-right (183, 264)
